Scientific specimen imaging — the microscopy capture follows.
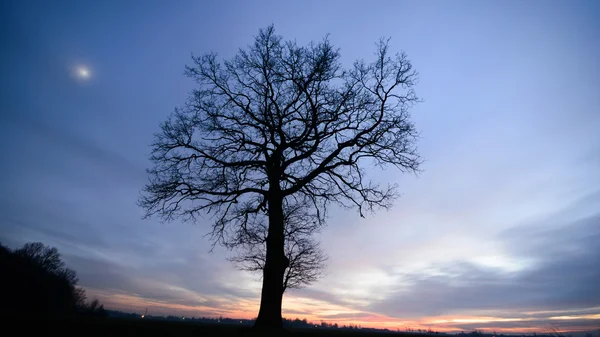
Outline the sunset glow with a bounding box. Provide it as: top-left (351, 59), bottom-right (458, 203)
top-left (84, 287), bottom-right (600, 333)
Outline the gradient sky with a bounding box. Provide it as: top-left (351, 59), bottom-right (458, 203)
top-left (1, 0), bottom-right (599, 333)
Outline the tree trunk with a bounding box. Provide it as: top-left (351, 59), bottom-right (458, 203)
top-left (253, 186), bottom-right (288, 330)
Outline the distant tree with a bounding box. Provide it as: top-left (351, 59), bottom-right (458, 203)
top-left (0, 242), bottom-right (87, 315)
top-left (140, 25), bottom-right (421, 329)
top-left (80, 298), bottom-right (107, 318)
top-left (547, 327), bottom-right (565, 337)
top-left (15, 242), bottom-right (64, 273)
top-left (0, 241), bottom-right (104, 317)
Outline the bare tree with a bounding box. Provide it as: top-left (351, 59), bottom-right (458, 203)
top-left (231, 236), bottom-right (327, 294)
top-left (15, 242), bottom-right (65, 274)
top-left (229, 197), bottom-right (327, 293)
top-left (282, 236), bottom-right (327, 293)
top-left (140, 25), bottom-right (421, 329)
top-left (2, 242), bottom-right (88, 314)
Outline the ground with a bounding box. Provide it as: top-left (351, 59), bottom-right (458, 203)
top-left (4, 316), bottom-right (413, 337)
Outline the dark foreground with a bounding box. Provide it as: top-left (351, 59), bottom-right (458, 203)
top-left (3, 317), bottom-right (411, 337)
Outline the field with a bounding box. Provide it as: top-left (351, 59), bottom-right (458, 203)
top-left (5, 317), bottom-right (414, 337)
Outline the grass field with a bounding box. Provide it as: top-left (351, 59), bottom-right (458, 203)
top-left (5, 316), bottom-right (415, 337)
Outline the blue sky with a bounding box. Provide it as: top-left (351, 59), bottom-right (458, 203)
top-left (1, 0), bottom-right (599, 332)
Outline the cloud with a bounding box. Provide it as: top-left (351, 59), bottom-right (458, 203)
top-left (319, 312), bottom-right (374, 319)
top-left (0, 113), bottom-right (145, 190)
top-left (64, 251), bottom-right (262, 316)
top-left (445, 317), bottom-right (600, 332)
top-left (0, 197), bottom-right (108, 249)
top-left (287, 287), bottom-right (366, 309)
top-left (364, 211), bottom-right (600, 322)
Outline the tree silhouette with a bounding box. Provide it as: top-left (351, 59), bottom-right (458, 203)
top-left (0, 242), bottom-right (87, 316)
top-left (228, 198), bottom-right (327, 293)
top-left (15, 242), bottom-right (81, 287)
top-left (140, 25), bottom-right (421, 329)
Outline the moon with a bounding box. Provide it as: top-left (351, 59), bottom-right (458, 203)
top-left (74, 65), bottom-right (91, 80)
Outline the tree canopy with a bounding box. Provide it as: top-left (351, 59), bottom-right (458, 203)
top-left (140, 25), bottom-right (421, 329)
top-left (0, 241), bottom-right (105, 318)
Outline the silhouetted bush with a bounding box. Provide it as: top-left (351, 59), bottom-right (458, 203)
top-left (0, 241), bottom-right (104, 318)
top-left (78, 298), bottom-right (108, 318)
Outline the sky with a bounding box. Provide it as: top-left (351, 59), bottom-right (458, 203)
top-left (1, 0), bottom-right (599, 333)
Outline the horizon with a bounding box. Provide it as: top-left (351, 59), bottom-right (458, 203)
top-left (99, 306), bottom-right (599, 335)
top-left (1, 0), bottom-right (599, 334)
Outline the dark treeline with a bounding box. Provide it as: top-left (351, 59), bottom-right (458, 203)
top-left (106, 309), bottom-right (426, 334)
top-left (0, 241), bottom-right (106, 318)
top-left (105, 309), bottom-right (584, 337)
